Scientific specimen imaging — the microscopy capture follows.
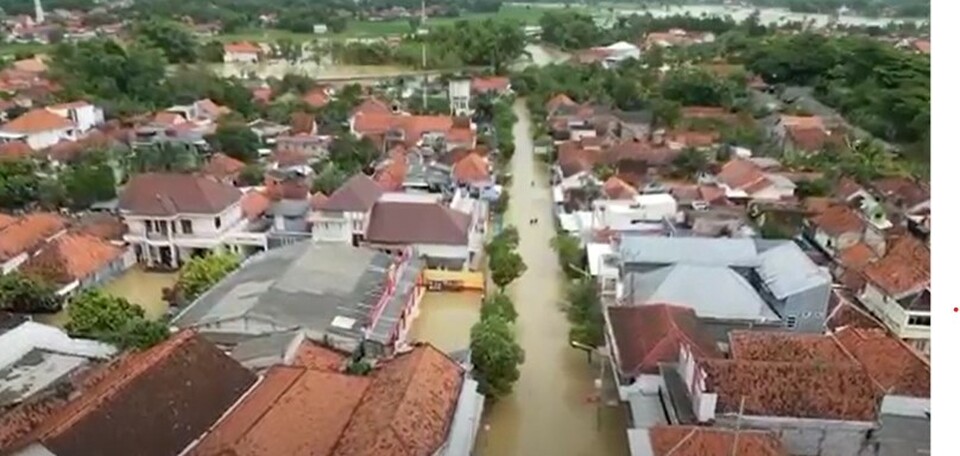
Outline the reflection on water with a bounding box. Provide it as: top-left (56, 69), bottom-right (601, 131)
top-left (35, 267), bottom-right (178, 328)
top-left (476, 100), bottom-right (629, 456)
top-left (410, 292), bottom-right (482, 352)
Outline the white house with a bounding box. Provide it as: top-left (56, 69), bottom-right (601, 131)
top-left (118, 173), bottom-right (263, 269)
top-left (448, 79), bottom-right (471, 116)
top-left (45, 101), bottom-right (104, 133)
top-left (223, 41), bottom-right (262, 64)
top-left (310, 173), bottom-right (384, 245)
top-left (0, 108), bottom-right (77, 150)
top-left (592, 194), bottom-right (679, 231)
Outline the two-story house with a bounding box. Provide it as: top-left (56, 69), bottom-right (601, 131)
top-left (118, 173), bottom-right (248, 269)
top-left (45, 101), bottom-right (104, 133)
top-left (364, 192), bottom-right (479, 270)
top-left (310, 173), bottom-right (384, 246)
top-left (0, 108), bottom-right (76, 150)
top-left (859, 235), bottom-right (931, 355)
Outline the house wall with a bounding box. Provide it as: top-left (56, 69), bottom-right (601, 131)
top-left (76, 252), bottom-right (131, 292)
top-left (47, 105), bottom-right (103, 132)
top-left (782, 282), bottom-right (831, 332)
top-left (715, 415), bottom-right (873, 456)
top-left (1, 252), bottom-right (28, 274)
top-left (310, 210), bottom-right (366, 243)
top-left (123, 204), bottom-right (244, 266)
top-left (24, 128), bottom-right (72, 150)
top-left (751, 185), bottom-right (789, 201)
top-left (860, 283), bottom-right (930, 344)
top-left (224, 51), bottom-right (258, 63)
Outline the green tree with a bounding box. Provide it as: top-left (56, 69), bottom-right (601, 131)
top-left (0, 159), bottom-right (42, 210)
top-left (327, 136), bottom-right (379, 173)
top-left (66, 289), bottom-right (169, 349)
top-left (208, 122), bottom-right (259, 162)
top-left (0, 273), bottom-right (62, 313)
top-left (311, 163), bottom-right (349, 195)
top-left (539, 10), bottom-right (603, 50)
top-left (550, 233), bottom-right (583, 279)
top-left (480, 292), bottom-right (517, 323)
top-left (564, 279), bottom-right (604, 348)
top-left (176, 252), bottom-right (241, 301)
top-left (128, 143), bottom-right (199, 173)
top-left (237, 163), bottom-right (265, 187)
top-left (60, 151), bottom-right (117, 209)
top-left (672, 148), bottom-right (710, 179)
top-left (133, 19), bottom-right (199, 64)
top-left (469, 315), bottom-right (524, 399)
top-left (200, 41), bottom-right (224, 63)
top-left (489, 249), bottom-right (526, 289)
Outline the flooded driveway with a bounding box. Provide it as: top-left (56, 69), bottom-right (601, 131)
top-left (477, 100), bottom-right (629, 456)
top-left (410, 292), bottom-right (482, 352)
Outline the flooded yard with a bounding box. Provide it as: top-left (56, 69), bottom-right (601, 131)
top-left (35, 267), bottom-right (178, 328)
top-left (410, 291), bottom-right (482, 352)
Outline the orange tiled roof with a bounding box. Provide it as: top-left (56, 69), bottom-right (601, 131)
top-left (291, 340), bottom-right (345, 371)
top-left (224, 41), bottom-right (261, 54)
top-left (717, 158), bottom-right (770, 193)
top-left (452, 152), bottom-right (489, 184)
top-left (913, 39), bottom-right (930, 54)
top-left (825, 290), bottom-right (884, 331)
top-left (609, 305), bottom-right (721, 377)
top-left (152, 111), bottom-right (184, 126)
top-left (471, 76), bottom-right (510, 93)
top-left (0, 213), bottom-right (16, 231)
top-left (302, 89), bottom-right (330, 108)
top-left (649, 425), bottom-right (787, 456)
top-left (0, 140), bottom-right (33, 160)
top-left (546, 93), bottom-right (576, 114)
top-left (786, 125), bottom-right (830, 152)
top-left (202, 153), bottom-right (246, 181)
top-left (352, 98), bottom-right (392, 117)
top-left (20, 233), bottom-right (124, 285)
top-left (810, 204), bottom-right (864, 237)
top-left (252, 86), bottom-right (272, 104)
top-left (309, 192), bottom-right (328, 211)
top-left (838, 242), bottom-right (876, 270)
top-left (2, 108), bottom-right (74, 133)
top-left (834, 327), bottom-right (929, 397)
top-left (780, 115), bottom-right (825, 130)
top-left (602, 175), bottom-right (638, 199)
top-left (0, 213), bottom-right (67, 262)
top-left (668, 130), bottom-right (720, 148)
top-left (240, 190), bottom-right (271, 220)
top-left (862, 235), bottom-right (929, 296)
top-left (728, 331), bottom-right (854, 365)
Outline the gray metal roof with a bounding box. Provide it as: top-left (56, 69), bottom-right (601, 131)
top-left (623, 265), bottom-right (780, 321)
top-left (757, 242), bottom-right (831, 299)
top-left (228, 330), bottom-right (303, 371)
top-left (172, 242), bottom-right (402, 345)
top-left (618, 236), bottom-right (759, 267)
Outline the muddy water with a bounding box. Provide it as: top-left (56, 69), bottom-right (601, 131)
top-left (476, 100), bottom-right (629, 456)
top-left (36, 268), bottom-right (178, 327)
top-left (410, 292), bottom-right (483, 352)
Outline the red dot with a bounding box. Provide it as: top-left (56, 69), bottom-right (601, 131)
top-left (954, 307), bottom-right (958, 313)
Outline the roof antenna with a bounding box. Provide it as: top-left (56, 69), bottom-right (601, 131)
top-left (731, 395), bottom-right (745, 456)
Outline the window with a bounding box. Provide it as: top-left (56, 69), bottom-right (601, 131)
top-left (144, 220), bottom-right (153, 232)
top-left (181, 220), bottom-right (193, 235)
top-left (214, 217), bottom-right (222, 229)
top-left (785, 315), bottom-right (798, 329)
top-left (908, 315), bottom-right (931, 327)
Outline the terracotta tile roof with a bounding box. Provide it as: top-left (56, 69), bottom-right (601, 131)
top-left (0, 213), bottom-right (67, 262)
top-left (825, 290), bottom-right (884, 331)
top-left (189, 366), bottom-right (370, 456)
top-left (698, 184), bottom-right (727, 204)
top-left (546, 93), bottom-right (577, 114)
top-left (668, 130), bottom-right (720, 148)
top-left (810, 203), bottom-right (865, 236)
top-left (838, 242), bottom-right (876, 270)
top-left (224, 41), bottom-right (261, 54)
top-left (12, 56), bottom-right (46, 73)
top-left (471, 76), bottom-right (510, 93)
top-left (20, 233), bottom-right (124, 285)
top-left (2, 108), bottom-right (74, 133)
top-left (374, 146), bottom-right (408, 191)
top-left (366, 201), bottom-right (471, 246)
top-left (452, 152), bottom-right (489, 184)
top-left (252, 86), bottom-right (272, 103)
top-left (0, 330), bottom-right (257, 456)
top-left (602, 175), bottom-right (638, 199)
top-left (862, 235), bottom-right (929, 296)
top-left (728, 331), bottom-right (854, 364)
top-left (0, 213), bottom-right (16, 231)
top-left (834, 327), bottom-right (929, 397)
top-left (699, 358), bottom-right (879, 421)
top-left (118, 173), bottom-right (243, 216)
top-left (240, 190), bottom-right (271, 219)
top-left (71, 213), bottom-right (126, 241)
top-left (309, 192), bottom-right (328, 211)
top-left (202, 152), bottom-right (245, 181)
top-left (0, 140), bottom-right (33, 160)
top-left (717, 158), bottom-right (772, 192)
top-left (332, 345), bottom-right (463, 456)
top-left (289, 111), bottom-right (316, 135)
top-left (352, 98), bottom-right (392, 117)
top-left (608, 305), bottom-right (720, 377)
top-left (803, 196), bottom-right (834, 215)
top-left (557, 144), bottom-right (596, 177)
top-left (291, 340), bottom-right (346, 371)
top-left (354, 114), bottom-right (456, 147)
top-left (786, 125), bottom-right (830, 152)
top-left (196, 99), bottom-right (228, 119)
top-left (318, 173), bottom-right (384, 212)
top-left (270, 148), bottom-right (311, 167)
top-left (913, 39), bottom-right (930, 54)
top-left (870, 177), bottom-right (929, 210)
top-left (302, 89), bottom-right (330, 108)
top-left (446, 126), bottom-right (475, 145)
top-left (605, 141), bottom-right (680, 167)
top-left (649, 425), bottom-right (787, 456)
top-left (780, 115), bottom-right (825, 130)
top-left (152, 111), bottom-right (184, 126)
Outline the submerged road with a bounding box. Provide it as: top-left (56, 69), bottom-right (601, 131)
top-left (477, 99), bottom-right (629, 456)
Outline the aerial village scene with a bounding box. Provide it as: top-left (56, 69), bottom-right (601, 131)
top-left (0, 0), bottom-right (932, 454)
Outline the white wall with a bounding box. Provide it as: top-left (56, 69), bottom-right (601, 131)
top-left (417, 243), bottom-right (470, 262)
top-left (2, 252), bottom-right (28, 274)
top-left (24, 128), bottom-right (72, 150)
top-left (225, 52), bottom-right (259, 63)
top-left (310, 210), bottom-right (366, 243)
top-left (860, 283), bottom-right (930, 343)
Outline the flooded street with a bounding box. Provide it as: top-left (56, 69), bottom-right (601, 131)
top-left (477, 100), bottom-right (629, 456)
top-left (35, 268), bottom-right (178, 327)
top-left (410, 292), bottom-right (482, 352)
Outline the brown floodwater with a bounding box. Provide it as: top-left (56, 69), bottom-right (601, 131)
top-left (474, 100), bottom-right (630, 456)
top-left (35, 267), bottom-right (178, 327)
top-left (410, 291), bottom-right (483, 352)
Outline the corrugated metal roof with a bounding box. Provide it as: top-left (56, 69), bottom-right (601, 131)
top-left (618, 236), bottom-right (759, 267)
top-left (757, 242), bottom-right (831, 299)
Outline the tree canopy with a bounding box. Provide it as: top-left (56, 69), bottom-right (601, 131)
top-left (66, 289), bottom-right (169, 349)
top-left (133, 19), bottom-right (200, 64)
top-left (470, 314), bottom-right (524, 399)
top-left (0, 273), bottom-right (62, 314)
top-left (175, 252), bottom-right (241, 302)
top-left (208, 122), bottom-right (260, 162)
